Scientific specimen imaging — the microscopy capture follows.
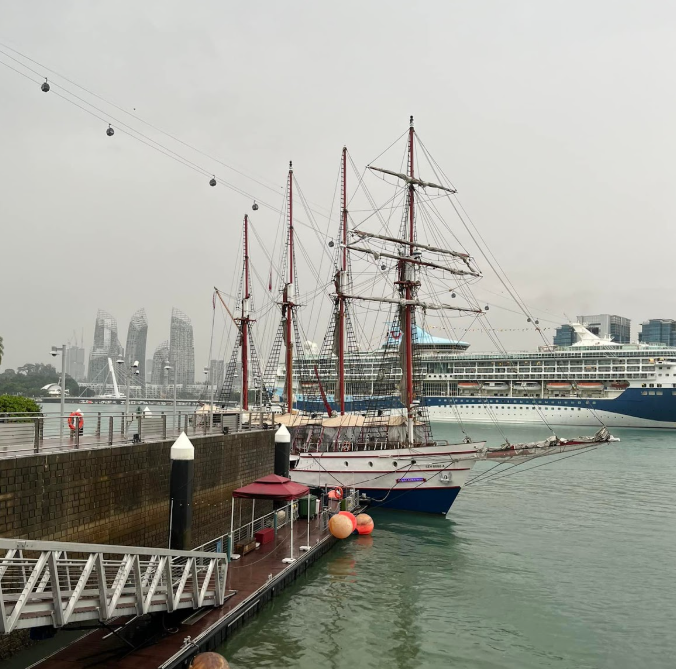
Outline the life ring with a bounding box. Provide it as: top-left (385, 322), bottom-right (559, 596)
top-left (341, 444), bottom-right (351, 452)
top-left (68, 412), bottom-right (84, 431)
top-left (333, 487), bottom-right (343, 500)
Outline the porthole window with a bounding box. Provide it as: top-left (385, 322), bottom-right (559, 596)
top-left (344, 461), bottom-right (349, 466)
top-left (393, 461), bottom-right (398, 467)
top-left (369, 461), bottom-right (373, 467)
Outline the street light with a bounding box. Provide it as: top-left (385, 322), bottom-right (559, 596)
top-left (164, 364), bottom-right (177, 434)
top-left (51, 345), bottom-right (66, 441)
top-left (116, 358), bottom-right (140, 438)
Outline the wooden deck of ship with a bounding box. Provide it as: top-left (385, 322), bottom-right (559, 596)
top-left (32, 514), bottom-right (338, 668)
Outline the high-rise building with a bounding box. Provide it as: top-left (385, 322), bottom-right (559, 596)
top-left (553, 324), bottom-right (576, 347)
top-left (87, 310), bottom-right (124, 382)
top-left (65, 345), bottom-right (86, 381)
top-left (145, 359), bottom-right (154, 384)
top-left (125, 308), bottom-right (148, 388)
top-left (639, 319), bottom-right (676, 346)
top-left (169, 308), bottom-right (195, 386)
top-left (208, 359), bottom-right (225, 387)
top-left (576, 314), bottom-right (631, 343)
top-left (152, 341), bottom-right (170, 386)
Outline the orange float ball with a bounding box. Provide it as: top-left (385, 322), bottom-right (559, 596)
top-left (338, 511), bottom-right (357, 532)
top-left (355, 513), bottom-right (374, 535)
top-left (328, 513), bottom-right (354, 539)
top-left (190, 652), bottom-right (230, 669)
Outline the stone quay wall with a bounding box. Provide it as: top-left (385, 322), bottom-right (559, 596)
top-left (0, 431), bottom-right (274, 549)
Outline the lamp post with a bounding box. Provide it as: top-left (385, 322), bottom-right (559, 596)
top-left (117, 358), bottom-right (140, 438)
top-left (50, 345), bottom-right (66, 442)
top-left (165, 364), bottom-right (177, 434)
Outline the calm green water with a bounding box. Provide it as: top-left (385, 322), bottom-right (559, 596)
top-left (220, 423), bottom-right (676, 669)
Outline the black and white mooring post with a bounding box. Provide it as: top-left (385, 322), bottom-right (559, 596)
top-left (169, 431), bottom-right (194, 551)
top-left (274, 424), bottom-right (291, 478)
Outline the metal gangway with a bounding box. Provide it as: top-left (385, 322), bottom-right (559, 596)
top-left (0, 538), bottom-right (229, 634)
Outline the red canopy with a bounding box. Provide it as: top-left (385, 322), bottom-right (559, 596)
top-left (232, 474), bottom-right (310, 501)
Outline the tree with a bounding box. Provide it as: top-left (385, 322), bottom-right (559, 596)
top-left (0, 395), bottom-right (41, 415)
top-left (0, 363), bottom-right (79, 398)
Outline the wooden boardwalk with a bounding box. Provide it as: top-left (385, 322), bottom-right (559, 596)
top-left (33, 514), bottom-right (337, 668)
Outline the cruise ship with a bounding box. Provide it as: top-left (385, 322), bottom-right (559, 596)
top-left (285, 323), bottom-right (676, 429)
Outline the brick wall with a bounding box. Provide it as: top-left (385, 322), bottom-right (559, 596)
top-left (0, 431), bottom-right (274, 549)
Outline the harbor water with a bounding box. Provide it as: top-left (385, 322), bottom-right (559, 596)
top-left (220, 423), bottom-right (676, 669)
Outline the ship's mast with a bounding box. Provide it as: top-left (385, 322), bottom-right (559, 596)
top-left (283, 162), bottom-right (295, 414)
top-left (403, 116), bottom-right (416, 443)
top-left (240, 215), bottom-right (251, 410)
top-left (337, 147), bottom-right (348, 415)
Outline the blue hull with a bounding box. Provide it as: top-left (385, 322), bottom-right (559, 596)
top-left (296, 388), bottom-right (676, 426)
top-left (360, 486), bottom-right (461, 515)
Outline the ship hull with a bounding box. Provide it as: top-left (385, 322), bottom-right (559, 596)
top-left (295, 388), bottom-right (676, 428)
top-left (358, 486), bottom-right (461, 514)
top-left (289, 443), bottom-right (480, 516)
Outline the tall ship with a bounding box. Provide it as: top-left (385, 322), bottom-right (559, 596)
top-left (257, 120), bottom-right (490, 515)
top-left (288, 321), bottom-right (676, 429)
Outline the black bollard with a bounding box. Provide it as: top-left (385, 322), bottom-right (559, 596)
top-left (169, 432), bottom-right (194, 551)
top-left (274, 424), bottom-right (291, 478)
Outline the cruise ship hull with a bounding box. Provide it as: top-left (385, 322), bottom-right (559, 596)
top-left (295, 388), bottom-right (676, 428)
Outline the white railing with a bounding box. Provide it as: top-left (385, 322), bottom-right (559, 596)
top-left (192, 502), bottom-right (297, 558)
top-left (0, 409), bottom-right (277, 459)
top-left (0, 538), bottom-right (229, 634)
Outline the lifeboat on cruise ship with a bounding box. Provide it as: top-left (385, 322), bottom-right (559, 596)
top-left (458, 382), bottom-right (482, 390)
top-left (546, 382), bottom-right (573, 390)
top-left (577, 382), bottom-right (605, 391)
top-left (517, 382), bottom-right (541, 390)
top-left (484, 382), bottom-right (509, 390)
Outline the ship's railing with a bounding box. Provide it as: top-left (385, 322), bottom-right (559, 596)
top-left (0, 409), bottom-right (276, 459)
top-left (0, 538), bottom-right (229, 634)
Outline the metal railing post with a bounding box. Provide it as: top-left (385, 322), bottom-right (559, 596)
top-left (120, 412), bottom-right (125, 436)
top-left (33, 417), bottom-right (40, 454)
top-left (108, 416), bottom-right (114, 445)
top-left (137, 415), bottom-right (142, 443)
top-left (75, 419), bottom-right (80, 449)
top-left (162, 413), bottom-right (167, 440)
top-left (177, 411), bottom-right (182, 436)
top-left (96, 412), bottom-right (101, 437)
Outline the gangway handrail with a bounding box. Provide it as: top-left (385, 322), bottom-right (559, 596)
top-left (0, 538), bottom-right (227, 561)
top-left (0, 538), bottom-right (229, 634)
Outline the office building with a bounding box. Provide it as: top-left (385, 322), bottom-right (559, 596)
top-left (553, 324), bottom-right (576, 347)
top-left (639, 319), bottom-right (676, 347)
top-left (152, 341), bottom-right (170, 386)
top-left (125, 308), bottom-right (148, 388)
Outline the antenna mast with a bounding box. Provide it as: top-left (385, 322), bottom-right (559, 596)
top-left (283, 162), bottom-right (295, 414)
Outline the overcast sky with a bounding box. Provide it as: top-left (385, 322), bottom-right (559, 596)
top-left (1, 0), bottom-right (675, 372)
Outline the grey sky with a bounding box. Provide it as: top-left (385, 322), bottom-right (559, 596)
top-left (1, 1), bottom-right (675, 372)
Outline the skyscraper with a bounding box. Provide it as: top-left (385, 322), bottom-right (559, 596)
top-left (65, 345), bottom-right (86, 381)
top-left (576, 314), bottom-right (631, 343)
top-left (88, 310), bottom-right (124, 382)
top-left (125, 308), bottom-right (148, 388)
top-left (152, 341), bottom-right (170, 386)
top-left (169, 308), bottom-right (195, 386)
top-left (639, 319), bottom-right (676, 346)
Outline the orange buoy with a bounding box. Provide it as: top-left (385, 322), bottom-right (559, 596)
top-left (190, 651), bottom-right (230, 668)
top-left (338, 510), bottom-right (357, 532)
top-left (67, 411), bottom-right (84, 431)
top-left (355, 513), bottom-right (374, 535)
top-left (328, 513), bottom-right (353, 539)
